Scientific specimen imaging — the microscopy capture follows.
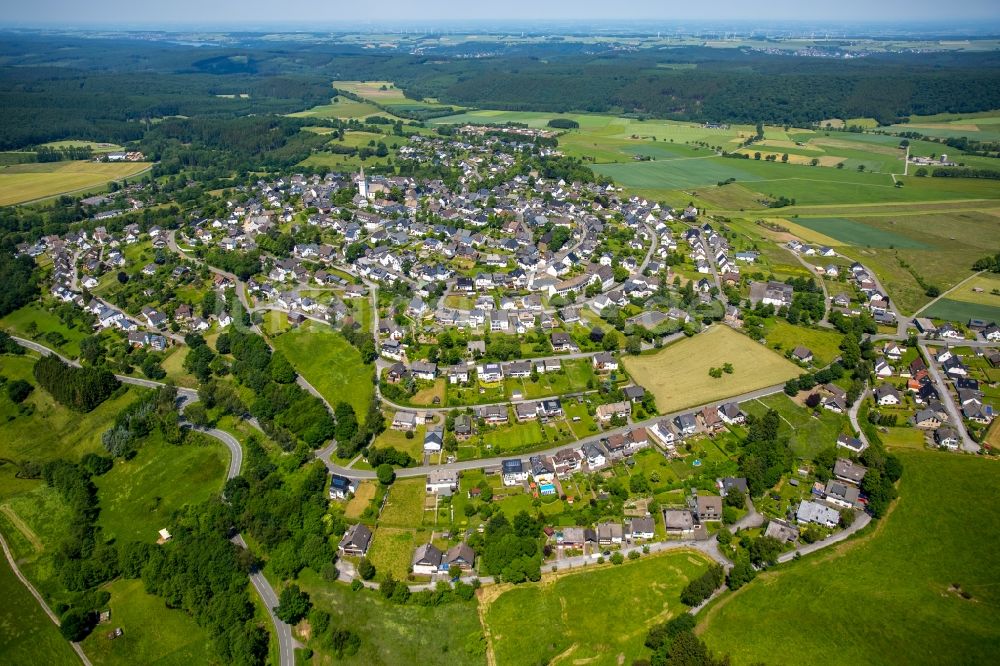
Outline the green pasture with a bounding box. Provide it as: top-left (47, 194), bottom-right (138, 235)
top-left (0, 554), bottom-right (77, 665)
top-left (296, 569), bottom-right (484, 666)
top-left (95, 434), bottom-right (228, 543)
top-left (700, 450), bottom-right (1000, 665)
top-left (265, 319), bottom-right (373, 425)
top-left (486, 550), bottom-right (714, 665)
top-left (922, 298), bottom-right (1000, 325)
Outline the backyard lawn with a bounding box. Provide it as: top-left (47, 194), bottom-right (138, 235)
top-left (741, 393), bottom-right (849, 459)
top-left (699, 450), bottom-right (1000, 665)
top-left (378, 478), bottom-right (427, 528)
top-left (484, 549), bottom-right (714, 665)
top-left (623, 326), bottom-right (800, 414)
top-left (366, 527), bottom-right (427, 581)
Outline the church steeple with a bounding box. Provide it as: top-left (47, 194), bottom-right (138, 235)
top-left (357, 166), bottom-right (369, 199)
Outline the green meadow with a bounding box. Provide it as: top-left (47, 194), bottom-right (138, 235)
top-left (922, 298), bottom-right (1000, 324)
top-left (0, 554), bottom-right (78, 666)
top-left (80, 578), bottom-right (214, 666)
top-left (699, 450), bottom-right (1000, 665)
top-left (790, 217), bottom-right (929, 248)
top-left (296, 569), bottom-right (485, 666)
top-left (485, 550), bottom-right (714, 665)
top-left (95, 434), bottom-right (228, 544)
top-left (264, 317), bottom-right (374, 424)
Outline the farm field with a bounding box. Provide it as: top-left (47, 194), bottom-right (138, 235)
top-left (699, 450), bottom-right (1000, 665)
top-left (0, 160), bottom-right (151, 206)
top-left (289, 96), bottom-right (391, 120)
top-left (40, 140), bottom-right (124, 153)
top-left (940, 273), bottom-right (1000, 306)
top-left (94, 434), bottom-right (228, 543)
top-left (484, 549), bottom-right (713, 665)
top-left (0, 552), bottom-right (77, 666)
top-left (623, 326), bottom-right (800, 414)
top-left (296, 569), bottom-right (485, 666)
top-left (789, 217), bottom-right (929, 248)
top-left (332, 80), bottom-right (456, 114)
top-left (779, 209), bottom-right (1000, 315)
top-left (80, 578), bottom-right (214, 666)
top-left (265, 318), bottom-right (373, 424)
top-left (922, 298), bottom-right (1000, 325)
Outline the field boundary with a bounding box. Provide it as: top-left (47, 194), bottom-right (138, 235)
top-left (0, 504), bottom-right (43, 553)
top-left (6, 164), bottom-right (153, 207)
top-left (0, 529), bottom-right (91, 665)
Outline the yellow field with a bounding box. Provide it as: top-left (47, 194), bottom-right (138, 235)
top-left (623, 326), bottom-right (800, 413)
top-left (332, 80), bottom-right (410, 102)
top-left (771, 218), bottom-right (845, 247)
top-left (0, 160), bottom-right (151, 205)
top-left (344, 481), bottom-right (377, 519)
top-left (945, 273), bottom-right (1000, 306)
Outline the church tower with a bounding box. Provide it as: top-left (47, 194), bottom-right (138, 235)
top-left (357, 166), bottom-right (370, 199)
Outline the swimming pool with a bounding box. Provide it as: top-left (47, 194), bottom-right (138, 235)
top-left (539, 483), bottom-right (557, 495)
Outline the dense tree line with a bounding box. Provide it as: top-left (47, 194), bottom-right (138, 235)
top-left (972, 252), bottom-right (1000, 273)
top-left (197, 329), bottom-right (336, 448)
top-left (0, 330), bottom-right (26, 355)
top-left (468, 510), bottom-right (543, 583)
top-left (0, 33), bottom-right (333, 149)
top-left (204, 249), bottom-right (261, 281)
top-left (645, 613), bottom-right (730, 666)
top-left (0, 252), bottom-right (39, 317)
top-left (679, 563), bottom-right (725, 606)
top-left (858, 445), bottom-right (903, 519)
top-left (3, 35), bottom-right (1000, 153)
top-left (143, 116), bottom-right (332, 176)
top-left (931, 167), bottom-right (1000, 180)
top-left (738, 409), bottom-right (793, 497)
top-left (223, 436), bottom-right (342, 582)
top-left (137, 510), bottom-right (270, 665)
top-left (33, 355), bottom-right (120, 412)
top-left (102, 387), bottom-right (183, 458)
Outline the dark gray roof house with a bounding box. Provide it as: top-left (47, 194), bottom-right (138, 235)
top-left (338, 523), bottom-right (372, 556)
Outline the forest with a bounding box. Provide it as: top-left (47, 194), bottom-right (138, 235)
top-left (2, 33), bottom-right (1000, 152)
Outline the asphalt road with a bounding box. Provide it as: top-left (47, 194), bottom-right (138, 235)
top-left (919, 342), bottom-right (980, 453)
top-left (776, 512), bottom-right (872, 562)
top-left (12, 336), bottom-right (295, 666)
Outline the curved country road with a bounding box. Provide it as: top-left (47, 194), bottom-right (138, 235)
top-left (9, 337), bottom-right (296, 666)
top-left (179, 399), bottom-right (299, 666)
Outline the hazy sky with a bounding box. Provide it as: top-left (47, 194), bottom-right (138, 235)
top-left (3, 0), bottom-right (998, 26)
